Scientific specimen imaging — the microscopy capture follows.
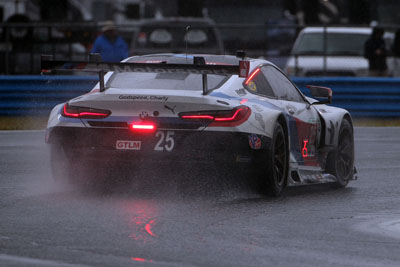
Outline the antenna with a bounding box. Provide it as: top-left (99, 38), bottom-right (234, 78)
top-left (185, 25), bottom-right (190, 64)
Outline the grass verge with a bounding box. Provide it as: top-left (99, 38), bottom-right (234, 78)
top-left (0, 117), bottom-right (48, 130)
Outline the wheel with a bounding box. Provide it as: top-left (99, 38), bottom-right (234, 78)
top-left (257, 122), bottom-right (289, 196)
top-left (326, 118), bottom-right (354, 187)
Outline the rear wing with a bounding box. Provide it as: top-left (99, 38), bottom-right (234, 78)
top-left (41, 54), bottom-right (250, 95)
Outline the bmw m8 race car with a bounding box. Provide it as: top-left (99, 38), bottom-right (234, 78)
top-left (42, 53), bottom-right (356, 196)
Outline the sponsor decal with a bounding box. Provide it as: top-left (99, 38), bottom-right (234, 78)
top-left (302, 139), bottom-right (308, 157)
top-left (254, 113), bottom-right (265, 130)
top-left (248, 81), bottom-right (257, 92)
top-left (302, 139), bottom-right (316, 158)
top-left (164, 105), bottom-right (176, 114)
top-left (119, 95), bottom-right (169, 102)
top-left (139, 111), bottom-right (149, 119)
top-left (248, 134), bottom-right (262, 149)
top-left (116, 140), bottom-right (141, 150)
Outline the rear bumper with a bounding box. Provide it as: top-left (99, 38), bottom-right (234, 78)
top-left (47, 126), bottom-right (272, 164)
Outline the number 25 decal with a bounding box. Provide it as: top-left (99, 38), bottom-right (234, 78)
top-left (154, 131), bottom-right (175, 151)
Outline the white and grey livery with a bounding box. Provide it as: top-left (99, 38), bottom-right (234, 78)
top-left (44, 53), bottom-right (356, 196)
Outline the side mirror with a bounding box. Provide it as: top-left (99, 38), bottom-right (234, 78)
top-left (307, 85), bottom-right (332, 104)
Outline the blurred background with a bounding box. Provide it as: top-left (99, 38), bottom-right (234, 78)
top-left (1, 0), bottom-right (399, 75)
top-left (2, 0), bottom-right (400, 129)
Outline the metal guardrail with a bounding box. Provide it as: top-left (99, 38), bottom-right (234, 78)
top-left (1, 75), bottom-right (400, 118)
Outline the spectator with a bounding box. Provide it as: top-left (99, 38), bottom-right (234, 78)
top-left (392, 29), bottom-right (400, 77)
top-left (91, 21), bottom-right (129, 62)
top-left (364, 27), bottom-right (387, 76)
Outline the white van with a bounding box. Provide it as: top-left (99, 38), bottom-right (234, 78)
top-left (284, 27), bottom-right (394, 77)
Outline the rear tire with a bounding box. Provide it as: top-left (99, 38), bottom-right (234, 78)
top-left (326, 118), bottom-right (354, 187)
top-left (257, 122), bottom-right (289, 196)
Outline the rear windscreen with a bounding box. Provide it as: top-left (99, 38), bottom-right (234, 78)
top-left (108, 72), bottom-right (228, 91)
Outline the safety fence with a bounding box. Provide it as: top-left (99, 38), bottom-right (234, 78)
top-left (5, 22), bottom-right (399, 75)
top-left (0, 76), bottom-right (399, 118)
top-left (0, 21), bottom-right (275, 74)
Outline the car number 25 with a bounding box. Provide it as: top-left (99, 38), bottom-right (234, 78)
top-left (154, 131), bottom-right (175, 151)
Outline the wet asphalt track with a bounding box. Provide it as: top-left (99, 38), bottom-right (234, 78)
top-left (1, 127), bottom-right (400, 267)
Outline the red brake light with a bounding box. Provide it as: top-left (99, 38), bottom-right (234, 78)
top-left (130, 122), bottom-right (156, 132)
top-left (214, 108), bottom-right (244, 121)
top-left (179, 106), bottom-right (251, 127)
top-left (180, 115), bottom-right (214, 120)
top-left (62, 103), bottom-right (111, 119)
top-left (244, 68), bottom-right (261, 85)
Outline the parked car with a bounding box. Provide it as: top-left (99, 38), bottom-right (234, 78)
top-left (129, 17), bottom-right (224, 55)
top-left (284, 27), bottom-right (394, 77)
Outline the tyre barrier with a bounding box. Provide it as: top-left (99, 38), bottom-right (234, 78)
top-left (0, 76), bottom-right (399, 117)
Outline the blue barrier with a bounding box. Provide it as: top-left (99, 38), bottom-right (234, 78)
top-left (0, 75), bottom-right (399, 117)
top-left (292, 77), bottom-right (400, 117)
top-left (0, 75), bottom-right (98, 116)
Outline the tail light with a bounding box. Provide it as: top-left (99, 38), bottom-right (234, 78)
top-left (62, 103), bottom-right (111, 119)
top-left (179, 106), bottom-right (251, 127)
top-left (130, 122), bottom-right (157, 132)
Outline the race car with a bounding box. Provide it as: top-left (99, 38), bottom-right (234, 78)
top-left (43, 53), bottom-right (356, 196)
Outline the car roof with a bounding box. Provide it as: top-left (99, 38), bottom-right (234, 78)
top-left (301, 27), bottom-right (372, 35)
top-left (138, 17), bottom-right (217, 27)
